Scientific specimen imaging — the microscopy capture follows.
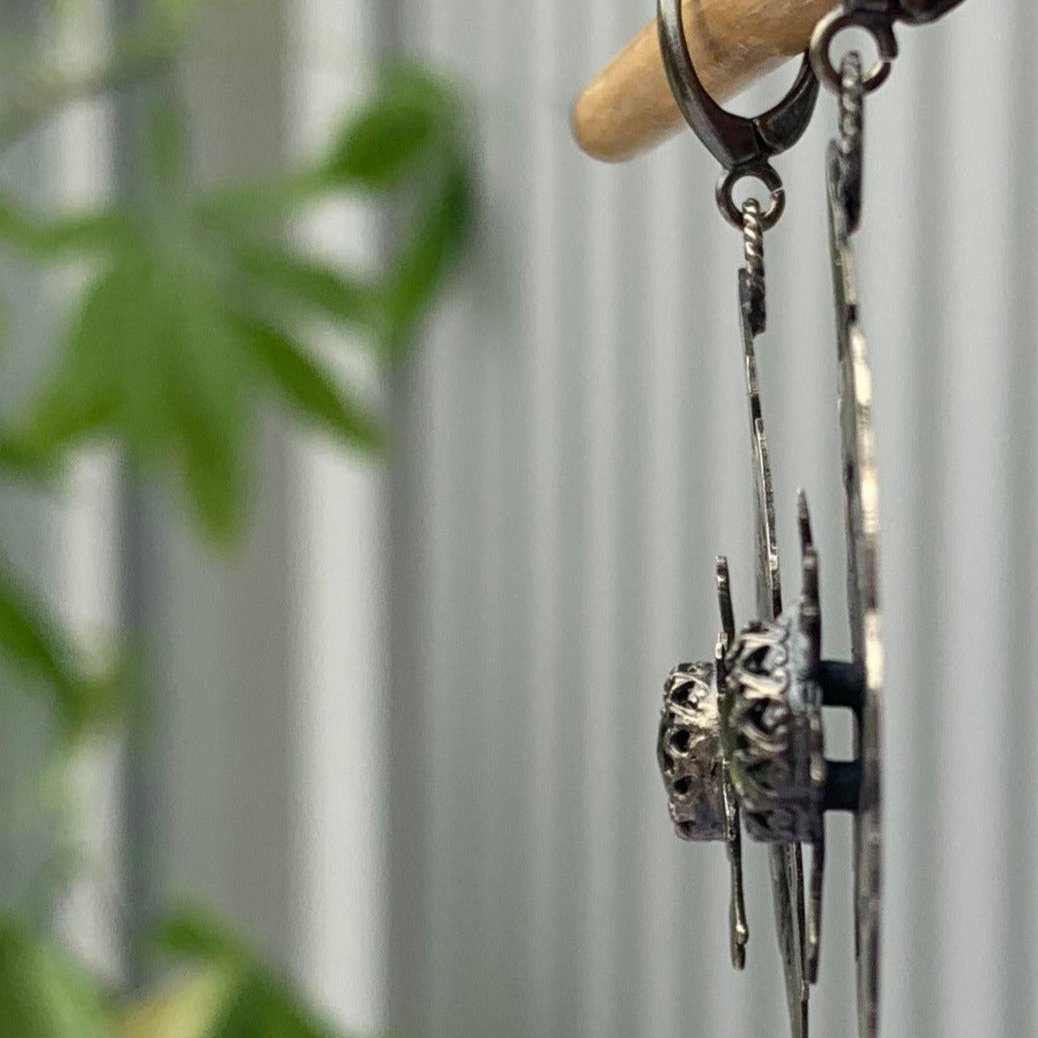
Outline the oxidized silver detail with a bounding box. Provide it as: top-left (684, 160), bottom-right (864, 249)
top-left (658, 662), bottom-right (726, 842)
top-left (725, 621), bottom-right (824, 846)
top-left (724, 503), bottom-right (827, 849)
top-left (723, 493), bottom-right (829, 984)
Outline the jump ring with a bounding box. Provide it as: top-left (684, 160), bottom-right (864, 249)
top-left (716, 165), bottom-right (785, 232)
top-left (809, 10), bottom-right (899, 95)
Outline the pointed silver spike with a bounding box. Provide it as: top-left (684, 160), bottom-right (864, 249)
top-left (716, 556), bottom-right (736, 647)
top-left (715, 630), bottom-right (748, 969)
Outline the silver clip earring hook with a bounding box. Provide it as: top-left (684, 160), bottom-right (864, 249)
top-left (656, 0), bottom-right (819, 230)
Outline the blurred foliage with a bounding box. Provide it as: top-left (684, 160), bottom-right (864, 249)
top-left (4, 65), bottom-right (471, 539)
top-left (0, 907), bottom-right (368, 1037)
top-left (0, 557), bottom-right (123, 742)
top-left (0, 2), bottom-right (474, 1034)
top-left (0, 54), bottom-right (471, 743)
top-left (0, 917), bottom-right (109, 1038)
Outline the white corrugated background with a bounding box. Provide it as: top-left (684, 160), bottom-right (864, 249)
top-left (14, 1), bottom-right (1038, 1037)
top-left (387, 2), bottom-right (1038, 1036)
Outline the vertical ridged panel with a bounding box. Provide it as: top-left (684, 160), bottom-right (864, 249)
top-left (287, 0), bottom-right (387, 1029)
top-left (391, 2), bottom-right (1038, 1036)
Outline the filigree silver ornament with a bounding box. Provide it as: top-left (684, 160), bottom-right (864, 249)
top-left (658, 661), bottom-right (726, 842)
top-left (724, 492), bottom-right (867, 987)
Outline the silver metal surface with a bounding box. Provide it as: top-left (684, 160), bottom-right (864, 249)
top-left (655, 565), bottom-right (751, 969)
top-left (656, 0), bottom-right (818, 228)
top-left (715, 558), bottom-right (750, 970)
top-left (810, 9), bottom-right (898, 94)
top-left (658, 196), bottom-right (817, 1036)
top-left (738, 247), bottom-right (810, 1038)
top-left (795, 495), bottom-right (826, 988)
top-left (834, 54), bottom-right (865, 232)
top-left (825, 63), bottom-right (885, 1038)
top-left (658, 662), bottom-right (727, 842)
top-left (724, 493), bottom-right (830, 984)
top-left (725, 612), bottom-right (826, 848)
top-left (653, 17), bottom-right (893, 1036)
top-left (810, 0), bottom-right (968, 94)
top-left (649, 3), bottom-right (973, 1037)
top-left (654, 10), bottom-right (819, 1027)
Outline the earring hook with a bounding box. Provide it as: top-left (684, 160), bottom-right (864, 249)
top-left (656, 0), bottom-right (820, 229)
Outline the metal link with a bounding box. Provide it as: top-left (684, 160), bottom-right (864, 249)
top-left (717, 164), bottom-right (786, 232)
top-left (741, 199), bottom-right (767, 333)
top-left (810, 7), bottom-right (898, 94)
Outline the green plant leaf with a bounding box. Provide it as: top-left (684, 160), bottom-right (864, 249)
top-left (27, 250), bottom-right (253, 541)
top-left (213, 976), bottom-right (339, 1038)
top-left (24, 389), bottom-right (116, 456)
top-left (243, 322), bottom-right (381, 451)
top-left (328, 103), bottom-right (437, 189)
top-left (197, 69), bottom-right (463, 224)
top-left (0, 569), bottom-right (70, 690)
top-left (326, 66), bottom-right (460, 188)
top-left (6, 59), bottom-right (473, 545)
top-left (176, 410), bottom-right (244, 542)
top-left (0, 561), bottom-right (124, 739)
top-left (156, 908), bottom-right (251, 969)
top-left (230, 241), bottom-right (382, 331)
top-left (118, 967), bottom-right (236, 1038)
top-left (55, 256), bottom-right (168, 457)
top-left (195, 167), bottom-right (332, 228)
top-left (158, 908), bottom-right (345, 1038)
top-left (0, 918), bottom-right (110, 1038)
top-left (158, 272), bottom-right (252, 541)
top-left (382, 159), bottom-right (472, 351)
top-left (0, 195), bottom-right (130, 258)
top-left (0, 431), bottom-right (54, 479)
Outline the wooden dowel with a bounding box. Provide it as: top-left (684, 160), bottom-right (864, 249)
top-left (572, 0), bottom-right (835, 163)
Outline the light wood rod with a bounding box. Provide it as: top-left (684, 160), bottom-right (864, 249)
top-left (572, 0), bottom-right (835, 163)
